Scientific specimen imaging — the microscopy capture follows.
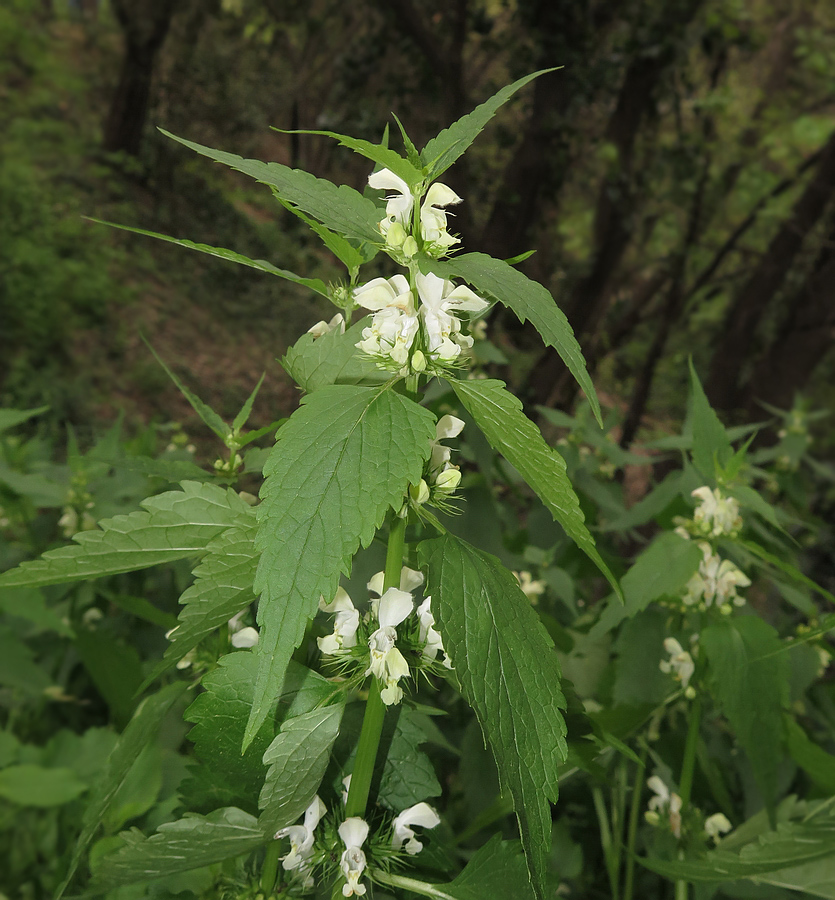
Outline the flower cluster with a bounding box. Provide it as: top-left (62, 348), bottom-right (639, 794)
top-left (681, 541), bottom-right (750, 612)
top-left (688, 487), bottom-right (742, 538)
top-left (410, 415), bottom-right (465, 508)
top-left (274, 797), bottom-right (440, 896)
top-left (646, 776), bottom-right (683, 838)
top-left (318, 566), bottom-right (451, 705)
top-left (659, 636), bottom-right (696, 695)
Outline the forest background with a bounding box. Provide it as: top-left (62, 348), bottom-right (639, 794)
top-left (3, 0), bottom-right (835, 453)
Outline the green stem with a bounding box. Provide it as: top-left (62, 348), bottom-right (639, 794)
top-left (260, 840), bottom-right (281, 894)
top-left (675, 695), bottom-right (702, 900)
top-left (623, 746), bottom-right (648, 900)
top-left (373, 868), bottom-right (454, 900)
top-left (344, 515), bottom-right (407, 818)
top-left (592, 786), bottom-right (619, 900)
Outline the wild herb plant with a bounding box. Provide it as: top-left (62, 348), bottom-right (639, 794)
top-left (1, 71), bottom-right (835, 900)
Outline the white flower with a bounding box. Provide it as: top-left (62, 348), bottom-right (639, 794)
top-left (367, 566), bottom-right (425, 598)
top-left (318, 587), bottom-right (361, 655)
top-left (659, 637), bottom-right (695, 688)
top-left (647, 776), bottom-right (683, 838)
top-left (416, 272), bottom-right (488, 362)
top-left (420, 182), bottom-right (462, 251)
top-left (230, 626), bottom-right (260, 649)
top-left (308, 313), bottom-right (345, 338)
top-left (391, 802), bottom-right (441, 854)
top-left (354, 275), bottom-right (414, 313)
top-left (704, 812), bottom-right (732, 841)
top-left (514, 571), bottom-right (546, 604)
top-left (691, 487), bottom-right (742, 537)
top-left (368, 168), bottom-right (414, 240)
top-left (417, 597), bottom-right (452, 668)
top-left (353, 274), bottom-right (420, 369)
top-left (367, 587), bottom-right (413, 705)
top-left (339, 817), bottom-right (370, 897)
top-left (276, 795), bottom-right (326, 887)
top-left (682, 542), bottom-right (750, 609)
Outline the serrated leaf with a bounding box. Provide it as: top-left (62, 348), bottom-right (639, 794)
top-left (56, 682), bottom-right (187, 899)
top-left (281, 318), bottom-right (387, 392)
top-left (161, 129), bottom-right (381, 244)
top-left (164, 517), bottom-right (259, 664)
top-left (247, 384), bottom-right (436, 747)
top-left (274, 127), bottom-right (423, 186)
top-left (422, 69), bottom-right (557, 179)
top-left (0, 406), bottom-right (49, 434)
top-left (91, 220), bottom-right (330, 297)
top-left (419, 534), bottom-right (567, 899)
top-left (701, 616), bottom-right (788, 809)
top-left (182, 653), bottom-right (277, 815)
top-left (640, 811), bottom-right (835, 883)
top-left (429, 255), bottom-right (601, 425)
top-left (688, 359), bottom-right (732, 477)
top-left (447, 378), bottom-right (619, 597)
top-left (0, 482), bottom-right (251, 589)
top-left (143, 339), bottom-right (231, 440)
top-left (376, 707), bottom-right (441, 811)
top-left (232, 373), bottom-right (266, 434)
top-left (392, 113), bottom-right (422, 168)
top-left (258, 704), bottom-right (344, 835)
top-left (90, 806), bottom-right (265, 890)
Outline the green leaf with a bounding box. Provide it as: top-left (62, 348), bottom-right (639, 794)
top-left (56, 681), bottom-right (188, 899)
top-left (0, 628), bottom-right (53, 694)
top-left (0, 586), bottom-right (73, 634)
top-left (143, 339), bottom-right (231, 440)
top-left (640, 812), bottom-right (835, 883)
top-left (74, 628), bottom-right (145, 727)
top-left (274, 127), bottom-right (423, 186)
top-left (232, 373), bottom-right (266, 434)
top-left (701, 616), bottom-right (789, 809)
top-left (376, 707), bottom-right (441, 811)
top-left (258, 704), bottom-right (344, 835)
top-left (91, 220), bottom-right (330, 297)
top-left (281, 318), bottom-right (387, 393)
top-left (419, 534), bottom-right (567, 899)
top-left (688, 359), bottom-right (732, 477)
top-left (431, 257), bottom-right (601, 425)
top-left (0, 406), bottom-right (49, 434)
top-left (89, 806), bottom-right (266, 890)
top-left (422, 69), bottom-right (557, 179)
top-left (756, 855), bottom-right (835, 897)
top-left (392, 113), bottom-right (422, 168)
top-left (735, 538), bottom-right (835, 605)
top-left (590, 532), bottom-right (702, 636)
top-left (447, 378), bottom-right (619, 597)
top-left (161, 129), bottom-right (381, 244)
top-left (0, 764), bottom-right (86, 807)
top-left (440, 836), bottom-right (536, 900)
top-left (182, 653), bottom-right (277, 814)
top-left (247, 384), bottom-right (436, 747)
top-left (0, 482), bottom-right (251, 589)
top-left (164, 518), bottom-right (258, 665)
top-left (785, 716), bottom-right (835, 793)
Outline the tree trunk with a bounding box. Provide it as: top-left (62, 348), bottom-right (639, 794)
top-left (704, 128), bottom-right (835, 413)
top-left (103, 0), bottom-right (180, 156)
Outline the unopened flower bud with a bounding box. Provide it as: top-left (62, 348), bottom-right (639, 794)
top-left (386, 221), bottom-right (407, 248)
top-left (411, 350), bottom-right (426, 373)
top-left (409, 480), bottom-right (430, 505)
top-left (645, 811), bottom-right (660, 827)
top-left (401, 236), bottom-right (418, 258)
top-left (434, 468), bottom-right (461, 492)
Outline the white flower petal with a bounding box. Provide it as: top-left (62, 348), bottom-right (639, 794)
top-left (377, 587), bottom-right (414, 628)
top-left (339, 817), bottom-right (370, 850)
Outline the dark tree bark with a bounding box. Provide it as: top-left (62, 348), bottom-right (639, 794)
top-left (103, 0), bottom-right (181, 156)
top-left (705, 128), bottom-right (835, 413)
top-left (742, 232), bottom-right (835, 417)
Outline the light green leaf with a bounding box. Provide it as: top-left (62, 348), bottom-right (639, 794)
top-left (422, 69), bottom-right (557, 179)
top-left (419, 534), bottom-right (567, 899)
top-left (688, 359), bottom-right (732, 477)
top-left (281, 318), bottom-right (387, 393)
top-left (0, 628), bottom-right (53, 695)
top-left (431, 257), bottom-right (600, 425)
top-left (640, 811), bottom-right (835, 883)
top-left (182, 653), bottom-right (277, 815)
top-left (274, 127), bottom-right (423, 186)
top-left (89, 806), bottom-right (265, 889)
top-left (0, 482), bottom-right (251, 589)
top-left (0, 406), bottom-right (49, 434)
top-left (91, 220), bottom-right (330, 297)
top-left (701, 616), bottom-right (789, 809)
top-left (56, 681), bottom-right (188, 899)
top-left (448, 378), bottom-right (619, 597)
top-left (161, 129), bottom-right (381, 244)
top-left (232, 373), bottom-right (266, 434)
top-left (591, 532), bottom-right (702, 636)
top-left (165, 517), bottom-right (258, 664)
top-left (258, 704), bottom-right (344, 835)
top-left (0, 764), bottom-right (86, 807)
top-left (756, 855), bottom-right (835, 898)
top-left (247, 384), bottom-right (436, 747)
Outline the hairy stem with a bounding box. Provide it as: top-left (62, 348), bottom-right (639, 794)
top-left (344, 514), bottom-right (407, 818)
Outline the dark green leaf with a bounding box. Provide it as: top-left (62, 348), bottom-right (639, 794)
top-left (785, 716), bottom-right (835, 793)
top-left (376, 707), bottom-right (441, 811)
top-left (688, 359), bottom-right (732, 477)
top-left (248, 384), bottom-right (435, 747)
top-left (0, 765), bottom-right (86, 807)
top-left (448, 378), bottom-right (619, 597)
top-left (420, 534), bottom-right (566, 899)
top-left (0, 406), bottom-right (49, 434)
